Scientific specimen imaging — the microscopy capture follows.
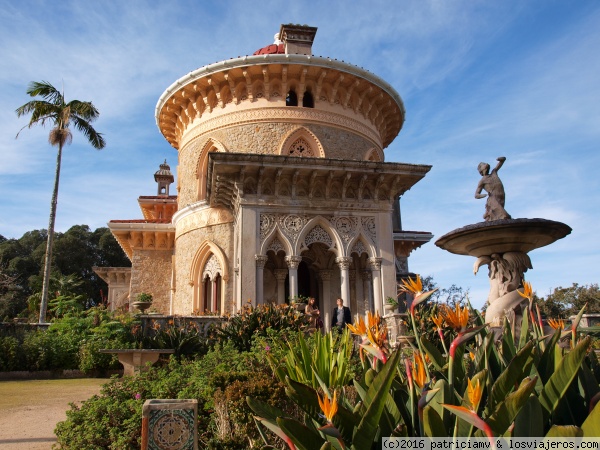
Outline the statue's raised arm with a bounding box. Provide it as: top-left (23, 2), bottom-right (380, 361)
top-left (475, 156), bottom-right (511, 221)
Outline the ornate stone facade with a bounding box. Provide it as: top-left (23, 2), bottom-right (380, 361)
top-left (99, 24), bottom-right (432, 320)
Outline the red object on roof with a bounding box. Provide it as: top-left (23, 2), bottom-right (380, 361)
top-left (253, 43), bottom-right (285, 55)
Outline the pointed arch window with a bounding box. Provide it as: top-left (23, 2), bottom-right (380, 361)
top-left (286, 90), bottom-right (298, 106)
top-left (302, 91), bottom-right (314, 108)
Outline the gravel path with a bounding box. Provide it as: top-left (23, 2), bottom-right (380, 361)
top-left (0, 378), bottom-right (108, 450)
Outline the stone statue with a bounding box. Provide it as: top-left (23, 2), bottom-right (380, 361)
top-left (475, 157), bottom-right (511, 221)
top-left (474, 251), bottom-right (532, 326)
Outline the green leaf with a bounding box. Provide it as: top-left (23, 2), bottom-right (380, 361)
top-left (581, 402), bottom-right (600, 436)
top-left (518, 306), bottom-right (531, 350)
top-left (423, 405), bottom-right (447, 437)
top-left (277, 417), bottom-right (326, 450)
top-left (486, 376), bottom-right (538, 435)
top-left (501, 316), bottom-right (516, 360)
top-left (420, 336), bottom-right (446, 372)
top-left (537, 329), bottom-right (562, 384)
top-left (513, 395), bottom-right (544, 438)
top-left (351, 349), bottom-right (401, 449)
top-left (490, 341), bottom-right (535, 410)
top-left (538, 336), bottom-right (592, 415)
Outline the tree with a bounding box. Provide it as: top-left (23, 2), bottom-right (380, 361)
top-left (16, 81), bottom-right (106, 323)
top-left (537, 283), bottom-right (600, 318)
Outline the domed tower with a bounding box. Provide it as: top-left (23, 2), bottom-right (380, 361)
top-left (151, 23), bottom-right (431, 318)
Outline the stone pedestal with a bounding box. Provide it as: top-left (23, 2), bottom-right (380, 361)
top-left (142, 399), bottom-right (198, 450)
top-left (383, 312), bottom-right (414, 349)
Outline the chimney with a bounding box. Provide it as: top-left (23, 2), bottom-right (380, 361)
top-left (279, 23), bottom-right (318, 55)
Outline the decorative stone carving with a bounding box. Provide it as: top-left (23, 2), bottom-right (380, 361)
top-left (255, 255), bottom-right (269, 268)
top-left (368, 257), bottom-right (382, 271)
top-left (274, 269), bottom-right (288, 280)
top-left (305, 224), bottom-right (333, 248)
top-left (203, 254), bottom-right (222, 280)
top-left (259, 213), bottom-right (276, 241)
top-left (350, 239), bottom-right (368, 257)
top-left (330, 216), bottom-right (358, 243)
top-left (319, 270), bottom-right (333, 281)
top-left (279, 214), bottom-right (308, 242)
top-left (288, 137), bottom-right (314, 157)
top-left (361, 216), bottom-right (377, 242)
top-left (335, 256), bottom-right (352, 270)
top-left (285, 255), bottom-right (303, 269)
top-left (266, 236), bottom-right (285, 254)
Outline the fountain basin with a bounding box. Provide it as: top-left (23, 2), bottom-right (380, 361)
top-left (435, 218), bottom-right (571, 257)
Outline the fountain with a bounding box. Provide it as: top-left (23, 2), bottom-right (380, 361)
top-left (435, 157), bottom-right (571, 326)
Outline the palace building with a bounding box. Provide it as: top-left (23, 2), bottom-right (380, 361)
top-left (96, 24), bottom-right (432, 321)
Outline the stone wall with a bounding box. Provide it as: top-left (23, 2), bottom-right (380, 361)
top-left (176, 121), bottom-right (376, 208)
top-left (173, 222), bottom-right (234, 315)
top-left (130, 249), bottom-right (173, 314)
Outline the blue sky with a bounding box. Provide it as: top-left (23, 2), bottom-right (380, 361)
top-left (1, 1), bottom-right (598, 308)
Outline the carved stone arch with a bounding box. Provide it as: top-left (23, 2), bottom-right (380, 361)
top-left (252, 80), bottom-right (265, 99)
top-left (190, 241), bottom-right (229, 285)
top-left (366, 147), bottom-right (383, 162)
top-left (347, 234), bottom-right (376, 259)
top-left (296, 216), bottom-right (342, 257)
top-left (235, 81), bottom-right (248, 102)
top-left (260, 227), bottom-right (293, 256)
top-left (243, 176), bottom-right (257, 195)
top-left (219, 84), bottom-right (233, 106)
top-left (190, 240), bottom-right (229, 313)
top-left (320, 82), bottom-right (332, 103)
top-left (279, 127), bottom-right (325, 158)
top-left (270, 79), bottom-right (282, 100)
top-left (196, 138), bottom-right (227, 200)
top-left (278, 178), bottom-right (291, 197)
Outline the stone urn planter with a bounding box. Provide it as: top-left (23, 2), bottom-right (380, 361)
top-left (132, 301), bottom-right (152, 314)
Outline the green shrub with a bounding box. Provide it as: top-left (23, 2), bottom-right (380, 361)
top-left (215, 303), bottom-right (306, 352)
top-left (0, 335), bottom-right (22, 371)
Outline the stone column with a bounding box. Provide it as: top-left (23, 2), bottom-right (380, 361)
top-left (335, 256), bottom-right (352, 307)
top-left (212, 278), bottom-right (219, 312)
top-left (233, 267), bottom-right (240, 313)
top-left (274, 269), bottom-right (288, 305)
top-left (320, 269), bottom-right (333, 331)
top-left (255, 255), bottom-right (268, 305)
top-left (362, 270), bottom-right (373, 312)
top-left (369, 257), bottom-right (383, 315)
top-left (285, 256), bottom-right (302, 300)
top-left (349, 269), bottom-right (357, 319)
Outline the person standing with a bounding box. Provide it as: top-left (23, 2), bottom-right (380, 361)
top-left (331, 298), bottom-right (352, 330)
top-left (305, 297), bottom-right (321, 331)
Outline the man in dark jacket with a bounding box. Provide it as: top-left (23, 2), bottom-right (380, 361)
top-left (331, 298), bottom-right (352, 330)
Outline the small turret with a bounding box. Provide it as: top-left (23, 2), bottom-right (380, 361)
top-left (154, 160), bottom-right (174, 196)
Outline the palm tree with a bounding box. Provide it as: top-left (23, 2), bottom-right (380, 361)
top-left (16, 81), bottom-right (106, 323)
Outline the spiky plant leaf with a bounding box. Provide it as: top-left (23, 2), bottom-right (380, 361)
top-left (538, 336), bottom-right (591, 415)
top-left (513, 395), bottom-right (544, 437)
top-left (351, 350), bottom-right (401, 449)
top-left (486, 376), bottom-right (538, 435)
top-left (489, 341), bottom-right (535, 410)
top-left (277, 417), bottom-right (326, 450)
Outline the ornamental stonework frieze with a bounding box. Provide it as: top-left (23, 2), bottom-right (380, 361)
top-left (260, 213), bottom-right (277, 241)
top-left (203, 254), bottom-right (223, 280)
top-left (175, 206), bottom-right (234, 238)
top-left (266, 236), bottom-right (285, 254)
top-left (278, 214), bottom-right (309, 242)
top-left (350, 239), bottom-right (368, 257)
top-left (304, 224), bottom-right (333, 248)
top-left (179, 107), bottom-right (381, 150)
top-left (330, 216), bottom-right (359, 243)
top-left (361, 217), bottom-right (377, 243)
